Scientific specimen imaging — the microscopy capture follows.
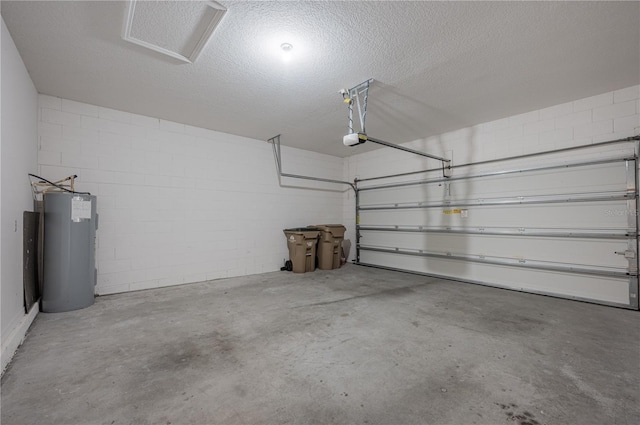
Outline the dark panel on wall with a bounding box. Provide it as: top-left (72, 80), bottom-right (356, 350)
top-left (23, 211), bottom-right (40, 313)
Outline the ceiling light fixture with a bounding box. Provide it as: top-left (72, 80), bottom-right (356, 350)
top-left (280, 42), bottom-right (293, 62)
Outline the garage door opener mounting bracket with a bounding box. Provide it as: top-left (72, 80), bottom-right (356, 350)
top-left (340, 78), bottom-right (451, 178)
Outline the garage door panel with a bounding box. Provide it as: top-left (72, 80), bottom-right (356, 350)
top-left (359, 162), bottom-right (627, 206)
top-left (360, 232), bottom-right (629, 269)
top-left (356, 148), bottom-right (638, 309)
top-left (359, 251), bottom-right (631, 307)
top-left (359, 201), bottom-right (632, 229)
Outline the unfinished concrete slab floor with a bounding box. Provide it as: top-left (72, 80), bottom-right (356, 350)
top-left (2, 265), bottom-right (638, 425)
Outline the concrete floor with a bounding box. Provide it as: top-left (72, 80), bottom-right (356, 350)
top-left (1, 265), bottom-right (638, 425)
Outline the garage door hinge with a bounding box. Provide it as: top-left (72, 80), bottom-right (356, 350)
top-left (615, 250), bottom-right (636, 259)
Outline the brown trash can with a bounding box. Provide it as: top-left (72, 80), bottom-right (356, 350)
top-left (283, 228), bottom-right (320, 273)
top-left (312, 224), bottom-right (346, 270)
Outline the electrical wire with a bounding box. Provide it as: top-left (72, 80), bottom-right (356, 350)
top-left (28, 173), bottom-right (91, 195)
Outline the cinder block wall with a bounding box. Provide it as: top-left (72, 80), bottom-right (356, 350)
top-left (36, 86), bottom-right (639, 294)
top-left (37, 96), bottom-right (345, 295)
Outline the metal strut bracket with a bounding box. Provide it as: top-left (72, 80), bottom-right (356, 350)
top-left (340, 78), bottom-right (451, 177)
top-left (341, 78), bottom-right (374, 135)
top-left (268, 134), bottom-right (356, 191)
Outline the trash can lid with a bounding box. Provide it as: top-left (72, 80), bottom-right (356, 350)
top-left (284, 227), bottom-right (319, 232)
top-left (310, 224), bottom-right (346, 237)
top-left (283, 228), bottom-right (320, 239)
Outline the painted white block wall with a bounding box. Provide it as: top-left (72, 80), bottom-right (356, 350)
top-left (37, 97), bottom-right (345, 295)
top-left (343, 85), bottom-right (640, 250)
top-left (1, 18), bottom-right (39, 372)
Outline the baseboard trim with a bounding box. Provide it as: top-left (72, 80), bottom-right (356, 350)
top-left (1, 302), bottom-right (39, 375)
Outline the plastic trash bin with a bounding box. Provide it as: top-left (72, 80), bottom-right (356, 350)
top-left (283, 228), bottom-right (320, 273)
top-left (312, 224), bottom-right (346, 270)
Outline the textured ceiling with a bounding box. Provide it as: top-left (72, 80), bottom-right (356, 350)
top-left (2, 1), bottom-right (639, 157)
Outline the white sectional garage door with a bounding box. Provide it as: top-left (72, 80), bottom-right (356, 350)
top-left (355, 140), bottom-right (639, 309)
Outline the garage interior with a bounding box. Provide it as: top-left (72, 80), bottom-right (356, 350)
top-left (1, 1), bottom-right (639, 425)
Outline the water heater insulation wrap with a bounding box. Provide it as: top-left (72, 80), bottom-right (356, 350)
top-left (42, 192), bottom-right (97, 313)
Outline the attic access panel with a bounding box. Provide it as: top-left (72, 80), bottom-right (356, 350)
top-left (122, 0), bottom-right (226, 63)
